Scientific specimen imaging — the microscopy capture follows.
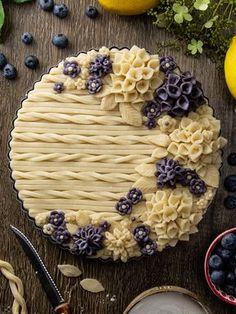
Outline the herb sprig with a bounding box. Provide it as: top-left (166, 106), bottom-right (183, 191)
top-left (0, 0), bottom-right (33, 36)
top-left (149, 0), bottom-right (236, 66)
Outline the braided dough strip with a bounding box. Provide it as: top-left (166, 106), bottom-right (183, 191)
top-left (0, 260), bottom-right (27, 314)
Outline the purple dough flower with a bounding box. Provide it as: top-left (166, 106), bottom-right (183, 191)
top-left (127, 188), bottom-right (143, 205)
top-left (52, 226), bottom-right (70, 244)
top-left (133, 225), bottom-right (150, 243)
top-left (145, 118), bottom-right (157, 129)
top-left (167, 73), bottom-right (181, 86)
top-left (160, 56), bottom-right (177, 73)
top-left (99, 221), bottom-right (111, 231)
top-left (48, 211), bottom-right (65, 227)
top-left (73, 224), bottom-right (103, 256)
top-left (89, 54), bottom-right (112, 77)
top-left (156, 87), bottom-right (169, 101)
top-left (156, 158), bottom-right (178, 188)
top-left (63, 61), bottom-right (81, 78)
top-left (141, 239), bottom-right (157, 256)
top-left (143, 101), bottom-right (161, 119)
top-left (189, 179), bottom-right (207, 196)
top-left (53, 82), bottom-right (64, 93)
top-left (170, 95), bottom-right (190, 117)
top-left (86, 76), bottom-right (103, 94)
top-left (115, 197), bottom-right (132, 215)
top-left (181, 71), bottom-right (196, 85)
top-left (179, 169), bottom-right (198, 186)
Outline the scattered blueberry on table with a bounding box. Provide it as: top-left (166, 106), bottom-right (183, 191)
top-left (38, 0), bottom-right (54, 11)
top-left (224, 195), bottom-right (236, 210)
top-left (3, 64), bottom-right (17, 80)
top-left (85, 5), bottom-right (98, 18)
top-left (52, 34), bottom-right (69, 48)
top-left (209, 232), bottom-right (236, 297)
top-left (0, 53), bottom-right (7, 70)
top-left (53, 4), bottom-right (69, 18)
top-left (24, 55), bottom-right (39, 70)
top-left (228, 153), bottom-right (236, 166)
top-left (224, 175), bottom-right (236, 192)
top-left (21, 32), bottom-right (33, 45)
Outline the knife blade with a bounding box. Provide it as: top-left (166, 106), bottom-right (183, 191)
top-left (10, 225), bottom-right (71, 314)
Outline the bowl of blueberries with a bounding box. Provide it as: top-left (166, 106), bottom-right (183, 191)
top-left (205, 228), bottom-right (236, 305)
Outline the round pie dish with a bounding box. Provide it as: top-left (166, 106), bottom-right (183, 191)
top-left (204, 227), bottom-right (236, 306)
top-left (9, 46), bottom-right (227, 262)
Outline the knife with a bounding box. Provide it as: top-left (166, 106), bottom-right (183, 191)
top-left (10, 225), bottom-right (71, 314)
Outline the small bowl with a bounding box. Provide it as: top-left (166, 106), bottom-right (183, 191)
top-left (204, 227), bottom-right (236, 305)
top-left (123, 286), bottom-right (210, 314)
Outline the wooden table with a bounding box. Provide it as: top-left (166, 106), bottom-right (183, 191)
top-left (0, 1), bottom-right (235, 313)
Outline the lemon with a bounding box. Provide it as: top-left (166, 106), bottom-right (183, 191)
top-left (98, 0), bottom-right (158, 16)
top-left (224, 36), bottom-right (236, 98)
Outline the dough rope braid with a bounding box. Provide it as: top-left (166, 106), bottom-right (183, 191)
top-left (0, 260), bottom-right (27, 314)
top-left (12, 133), bottom-right (162, 145)
top-left (10, 153), bottom-right (148, 163)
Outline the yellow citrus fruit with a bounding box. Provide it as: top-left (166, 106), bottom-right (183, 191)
top-left (225, 36), bottom-right (236, 98)
top-left (98, 0), bottom-right (158, 15)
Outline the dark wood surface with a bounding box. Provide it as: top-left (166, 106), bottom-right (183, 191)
top-left (0, 1), bottom-right (236, 313)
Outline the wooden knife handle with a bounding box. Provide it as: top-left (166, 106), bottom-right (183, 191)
top-left (54, 303), bottom-right (71, 314)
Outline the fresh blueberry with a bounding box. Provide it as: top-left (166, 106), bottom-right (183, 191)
top-left (85, 5), bottom-right (98, 18)
top-left (21, 32), bottom-right (33, 45)
top-left (52, 34), bottom-right (68, 49)
top-left (226, 272), bottom-right (236, 284)
top-left (224, 195), bottom-right (236, 210)
top-left (38, 0), bottom-right (54, 11)
top-left (0, 52), bottom-right (7, 70)
top-left (221, 249), bottom-right (233, 262)
top-left (3, 64), bottom-right (17, 80)
top-left (214, 245), bottom-right (223, 256)
top-left (228, 153), bottom-right (236, 166)
top-left (224, 175), bottom-right (236, 192)
top-left (221, 233), bottom-right (236, 250)
top-left (210, 270), bottom-right (225, 286)
top-left (53, 4), bottom-right (68, 18)
top-left (24, 55), bottom-right (39, 70)
top-left (223, 285), bottom-right (235, 296)
top-left (228, 254), bottom-right (236, 270)
top-left (208, 254), bottom-right (223, 270)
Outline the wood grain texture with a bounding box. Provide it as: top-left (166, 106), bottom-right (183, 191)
top-left (0, 1), bottom-right (235, 313)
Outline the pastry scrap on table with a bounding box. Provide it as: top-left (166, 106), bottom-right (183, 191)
top-left (9, 45), bottom-right (227, 262)
top-left (0, 260), bottom-right (28, 314)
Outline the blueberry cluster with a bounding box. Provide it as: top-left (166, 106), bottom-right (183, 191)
top-left (209, 233), bottom-right (236, 297)
top-left (143, 56), bottom-right (205, 129)
top-left (87, 55), bottom-right (112, 94)
top-left (133, 225), bottom-right (157, 256)
top-left (156, 158), bottom-right (207, 196)
top-left (48, 210), bottom-right (71, 244)
top-left (72, 224), bottom-right (104, 256)
top-left (38, 0), bottom-right (69, 19)
top-left (115, 188), bottom-right (143, 215)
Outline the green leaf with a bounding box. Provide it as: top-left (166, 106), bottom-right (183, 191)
top-left (174, 14), bottom-right (183, 24)
top-left (0, 0), bottom-right (4, 35)
top-left (13, 0), bottom-right (33, 3)
top-left (154, 13), bottom-right (169, 28)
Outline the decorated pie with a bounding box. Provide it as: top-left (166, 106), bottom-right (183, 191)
top-left (10, 46), bottom-right (227, 262)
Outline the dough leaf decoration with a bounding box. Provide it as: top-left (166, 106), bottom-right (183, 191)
top-left (80, 278), bottom-right (105, 293)
top-left (133, 177), bottom-right (156, 194)
top-left (57, 264), bottom-right (82, 278)
top-left (119, 103), bottom-right (143, 126)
